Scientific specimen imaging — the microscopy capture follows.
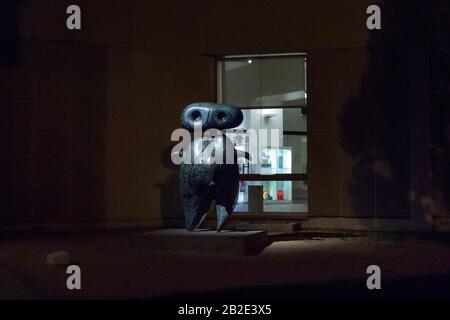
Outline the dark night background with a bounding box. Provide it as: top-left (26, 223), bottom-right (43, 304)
top-left (0, 0), bottom-right (449, 300)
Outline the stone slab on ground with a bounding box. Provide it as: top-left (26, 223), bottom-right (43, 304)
top-left (131, 228), bottom-right (268, 255)
top-left (46, 251), bottom-right (70, 265)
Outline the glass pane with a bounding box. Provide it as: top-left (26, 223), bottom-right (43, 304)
top-left (283, 135), bottom-right (307, 174)
top-left (227, 107), bottom-right (307, 174)
top-left (222, 59), bottom-right (261, 106)
top-left (222, 56), bottom-right (306, 107)
top-left (236, 180), bottom-right (308, 213)
top-left (220, 54), bottom-right (308, 214)
top-left (261, 56), bottom-right (306, 106)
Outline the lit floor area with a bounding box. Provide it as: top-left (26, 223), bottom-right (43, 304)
top-left (235, 201), bottom-right (308, 213)
top-left (1, 229), bottom-right (450, 299)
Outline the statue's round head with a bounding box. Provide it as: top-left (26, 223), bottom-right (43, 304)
top-left (181, 102), bottom-right (243, 131)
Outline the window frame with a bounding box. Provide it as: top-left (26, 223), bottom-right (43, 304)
top-left (216, 53), bottom-right (308, 215)
top-left (217, 53), bottom-right (308, 182)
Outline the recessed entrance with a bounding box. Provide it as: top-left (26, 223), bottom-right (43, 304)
top-left (217, 53), bottom-right (308, 215)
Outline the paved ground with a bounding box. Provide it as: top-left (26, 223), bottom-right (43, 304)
top-left (0, 229), bottom-right (449, 299)
top-left (0, 266), bottom-right (36, 300)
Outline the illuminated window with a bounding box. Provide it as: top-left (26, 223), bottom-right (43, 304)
top-left (218, 54), bottom-right (308, 214)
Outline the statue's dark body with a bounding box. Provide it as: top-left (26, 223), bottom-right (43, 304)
top-left (179, 103), bottom-right (243, 232)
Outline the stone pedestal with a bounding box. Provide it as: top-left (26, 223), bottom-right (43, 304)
top-left (131, 228), bottom-right (268, 255)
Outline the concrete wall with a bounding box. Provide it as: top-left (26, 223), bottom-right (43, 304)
top-left (0, 0), bottom-right (215, 227)
top-left (0, 38), bottom-right (108, 225)
top-left (1, 0), bottom-right (448, 230)
top-left (104, 51), bottom-right (215, 227)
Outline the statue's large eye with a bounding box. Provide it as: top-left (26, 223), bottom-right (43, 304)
top-left (217, 111), bottom-right (227, 121)
top-left (191, 110), bottom-right (202, 122)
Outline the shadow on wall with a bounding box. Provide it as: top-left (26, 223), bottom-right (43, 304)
top-left (339, 0), bottom-right (450, 225)
top-left (0, 1), bottom-right (24, 66)
top-left (157, 144), bottom-right (184, 228)
top-left (430, 0), bottom-right (450, 219)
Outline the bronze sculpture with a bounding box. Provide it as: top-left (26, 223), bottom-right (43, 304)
top-left (179, 102), bottom-right (246, 232)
